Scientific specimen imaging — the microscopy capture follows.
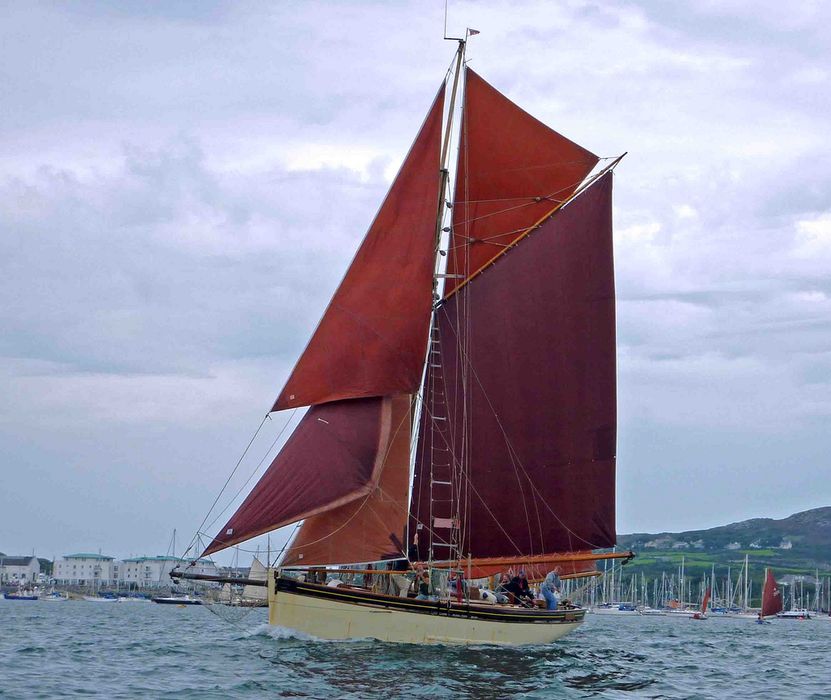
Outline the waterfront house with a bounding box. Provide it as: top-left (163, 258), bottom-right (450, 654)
top-left (53, 553), bottom-right (115, 585)
top-left (0, 556), bottom-right (40, 584)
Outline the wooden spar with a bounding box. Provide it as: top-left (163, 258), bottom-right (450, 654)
top-left (425, 550), bottom-right (635, 570)
top-left (170, 570), bottom-right (266, 586)
top-left (529, 571), bottom-right (603, 583)
top-left (561, 571), bottom-right (603, 581)
top-left (443, 152), bottom-right (627, 301)
top-left (282, 568), bottom-right (406, 577)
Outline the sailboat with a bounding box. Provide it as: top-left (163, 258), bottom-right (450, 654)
top-left (692, 587), bottom-right (710, 620)
top-left (217, 556), bottom-right (268, 607)
top-left (173, 38), bottom-right (632, 645)
top-left (757, 568), bottom-right (783, 623)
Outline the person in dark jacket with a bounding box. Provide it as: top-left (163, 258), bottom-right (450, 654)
top-left (504, 570), bottom-right (534, 606)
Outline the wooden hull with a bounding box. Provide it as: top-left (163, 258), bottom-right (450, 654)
top-left (268, 574), bottom-right (584, 645)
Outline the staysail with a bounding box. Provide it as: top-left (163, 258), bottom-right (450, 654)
top-left (202, 84), bottom-right (445, 559)
top-left (204, 396), bottom-right (394, 555)
top-left (761, 568), bottom-right (783, 617)
top-left (410, 173), bottom-right (617, 562)
top-left (444, 68), bottom-right (599, 295)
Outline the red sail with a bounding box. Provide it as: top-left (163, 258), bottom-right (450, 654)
top-left (203, 396), bottom-right (394, 556)
top-left (280, 395), bottom-right (412, 566)
top-left (410, 173), bottom-right (616, 560)
top-left (761, 569), bottom-right (783, 618)
top-left (444, 69), bottom-right (598, 296)
top-left (273, 86), bottom-right (445, 411)
top-left (701, 588), bottom-right (711, 614)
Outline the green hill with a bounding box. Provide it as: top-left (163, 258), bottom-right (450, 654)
top-left (615, 506), bottom-right (831, 591)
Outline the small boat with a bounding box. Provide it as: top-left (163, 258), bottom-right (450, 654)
top-left (152, 594), bottom-right (202, 605)
top-left (665, 608), bottom-right (700, 618)
top-left (117, 595), bottom-right (151, 603)
top-left (83, 595), bottom-right (118, 602)
top-left (3, 591), bottom-right (39, 601)
top-left (638, 606), bottom-right (667, 616)
top-left (41, 591), bottom-right (69, 602)
top-left (591, 602), bottom-right (640, 616)
top-left (776, 608), bottom-right (812, 620)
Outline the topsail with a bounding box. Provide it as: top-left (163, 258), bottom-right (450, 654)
top-left (444, 69), bottom-right (599, 296)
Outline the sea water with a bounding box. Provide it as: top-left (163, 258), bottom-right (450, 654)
top-left (1, 600), bottom-right (829, 699)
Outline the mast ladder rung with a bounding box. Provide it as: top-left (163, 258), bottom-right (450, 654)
top-left (429, 364), bottom-right (441, 368)
top-left (432, 416), bottom-right (447, 421)
top-left (434, 273), bottom-right (465, 279)
top-left (431, 480), bottom-right (452, 486)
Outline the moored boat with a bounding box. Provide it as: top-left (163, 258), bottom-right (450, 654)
top-left (152, 594), bottom-right (202, 606)
top-left (591, 602), bottom-right (640, 616)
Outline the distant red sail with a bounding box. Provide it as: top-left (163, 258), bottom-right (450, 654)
top-left (701, 588), bottom-right (711, 614)
top-left (273, 85), bottom-right (445, 411)
top-left (203, 397), bottom-right (394, 556)
top-left (761, 569), bottom-right (783, 618)
top-left (444, 68), bottom-right (598, 296)
top-left (280, 395), bottom-right (412, 567)
top-left (410, 173), bottom-right (616, 561)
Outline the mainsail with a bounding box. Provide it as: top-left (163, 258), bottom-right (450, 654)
top-left (410, 173), bottom-right (617, 563)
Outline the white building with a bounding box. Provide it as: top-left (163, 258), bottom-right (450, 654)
top-left (0, 556), bottom-right (40, 584)
top-left (53, 553), bottom-right (115, 584)
top-left (117, 556), bottom-right (219, 588)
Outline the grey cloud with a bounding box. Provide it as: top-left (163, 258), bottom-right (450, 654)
top-left (1, 0), bottom-right (830, 560)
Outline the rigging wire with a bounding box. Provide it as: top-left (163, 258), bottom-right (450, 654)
top-left (181, 412), bottom-right (272, 561)
top-left (202, 408), bottom-right (300, 534)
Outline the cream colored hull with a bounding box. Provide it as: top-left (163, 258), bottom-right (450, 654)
top-left (267, 576), bottom-right (583, 645)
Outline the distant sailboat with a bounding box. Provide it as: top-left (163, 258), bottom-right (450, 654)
top-left (757, 568), bottom-right (783, 623)
top-left (692, 587), bottom-right (710, 620)
top-left (174, 38), bottom-right (633, 645)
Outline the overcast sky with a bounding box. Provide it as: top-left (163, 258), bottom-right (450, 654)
top-left (2, 1), bottom-right (829, 563)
